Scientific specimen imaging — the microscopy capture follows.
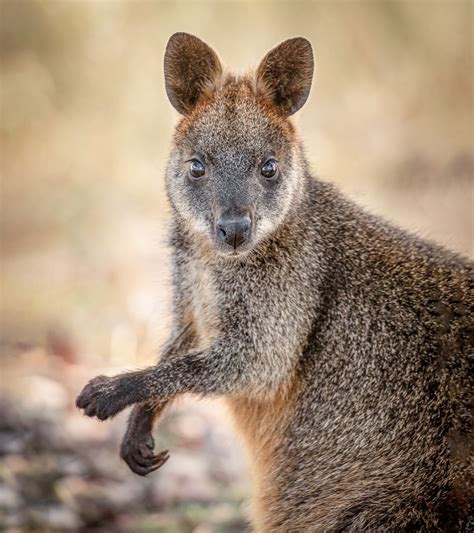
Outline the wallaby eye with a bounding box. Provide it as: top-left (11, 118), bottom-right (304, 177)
top-left (261, 159), bottom-right (278, 179)
top-left (188, 159), bottom-right (205, 180)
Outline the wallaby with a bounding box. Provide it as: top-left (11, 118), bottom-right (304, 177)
top-left (76, 33), bottom-right (473, 531)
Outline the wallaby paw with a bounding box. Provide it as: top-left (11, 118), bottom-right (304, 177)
top-left (120, 432), bottom-right (170, 476)
top-left (76, 375), bottom-right (129, 420)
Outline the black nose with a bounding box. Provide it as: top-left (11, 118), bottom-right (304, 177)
top-left (216, 215), bottom-right (251, 249)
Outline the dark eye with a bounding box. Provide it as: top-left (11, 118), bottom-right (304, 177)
top-left (261, 159), bottom-right (278, 179)
top-left (189, 159), bottom-right (205, 180)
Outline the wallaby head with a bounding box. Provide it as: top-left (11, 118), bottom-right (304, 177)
top-left (164, 32), bottom-right (314, 256)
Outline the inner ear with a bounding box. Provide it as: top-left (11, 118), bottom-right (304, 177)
top-left (256, 37), bottom-right (314, 116)
top-left (164, 33), bottom-right (223, 115)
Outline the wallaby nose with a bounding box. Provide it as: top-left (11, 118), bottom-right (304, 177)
top-left (216, 215), bottom-right (251, 249)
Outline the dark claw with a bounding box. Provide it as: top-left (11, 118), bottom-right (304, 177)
top-left (154, 449), bottom-right (170, 467)
top-left (138, 443), bottom-right (155, 459)
top-left (127, 456), bottom-right (168, 476)
top-left (131, 448), bottom-right (155, 468)
top-left (121, 430), bottom-right (170, 476)
top-left (134, 450), bottom-right (169, 470)
top-left (139, 450), bottom-right (170, 475)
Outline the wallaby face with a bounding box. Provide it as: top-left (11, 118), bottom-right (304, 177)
top-left (164, 33), bottom-right (314, 256)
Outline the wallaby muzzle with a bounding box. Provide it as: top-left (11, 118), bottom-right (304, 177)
top-left (216, 212), bottom-right (252, 250)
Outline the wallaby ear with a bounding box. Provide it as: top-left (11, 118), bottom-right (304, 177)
top-left (256, 37), bottom-right (314, 116)
top-left (164, 32), bottom-right (223, 115)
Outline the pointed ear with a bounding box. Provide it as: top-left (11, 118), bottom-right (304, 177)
top-left (164, 32), bottom-right (223, 115)
top-left (256, 37), bottom-right (314, 116)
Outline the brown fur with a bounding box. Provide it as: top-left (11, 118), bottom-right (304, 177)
top-left (227, 377), bottom-right (304, 530)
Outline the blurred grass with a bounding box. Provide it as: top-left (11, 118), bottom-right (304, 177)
top-left (0, 1), bottom-right (472, 530)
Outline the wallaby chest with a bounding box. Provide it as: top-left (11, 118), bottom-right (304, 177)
top-left (184, 257), bottom-right (220, 349)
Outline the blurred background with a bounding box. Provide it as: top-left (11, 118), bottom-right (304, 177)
top-left (1, 1), bottom-right (472, 531)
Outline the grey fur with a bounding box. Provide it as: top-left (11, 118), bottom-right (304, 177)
top-left (77, 33), bottom-right (473, 532)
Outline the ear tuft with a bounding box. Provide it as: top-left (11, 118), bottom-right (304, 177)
top-left (256, 37), bottom-right (314, 116)
top-left (164, 32), bottom-right (223, 115)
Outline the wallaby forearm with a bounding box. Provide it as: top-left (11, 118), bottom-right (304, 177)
top-left (76, 341), bottom-right (260, 420)
top-left (76, 335), bottom-right (292, 420)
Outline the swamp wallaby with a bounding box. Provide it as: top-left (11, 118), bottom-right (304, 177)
top-left (77, 33), bottom-right (473, 531)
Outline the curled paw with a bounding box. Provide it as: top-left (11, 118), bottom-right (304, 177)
top-left (76, 374), bottom-right (128, 420)
top-left (120, 432), bottom-right (170, 476)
